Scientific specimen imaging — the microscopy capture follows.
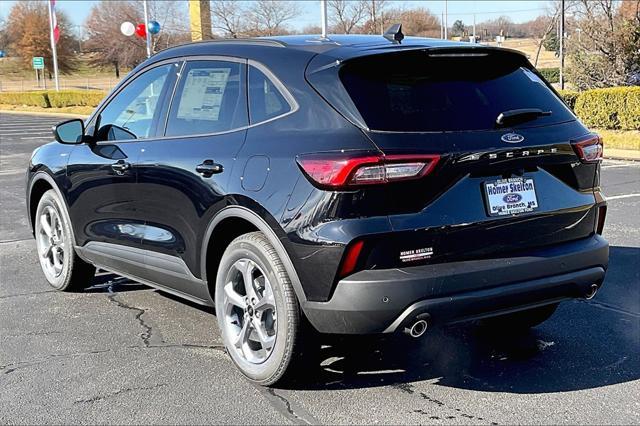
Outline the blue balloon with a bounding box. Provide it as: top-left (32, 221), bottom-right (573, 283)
top-left (148, 21), bottom-right (161, 35)
top-left (0, 50), bottom-right (6, 58)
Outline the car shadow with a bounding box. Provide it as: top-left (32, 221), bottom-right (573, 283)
top-left (83, 271), bottom-right (149, 293)
top-left (81, 247), bottom-right (639, 395)
top-left (281, 245), bottom-right (640, 394)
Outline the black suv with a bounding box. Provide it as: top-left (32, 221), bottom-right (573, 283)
top-left (27, 34), bottom-right (608, 385)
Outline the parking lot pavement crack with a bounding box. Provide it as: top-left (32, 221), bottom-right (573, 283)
top-left (577, 299), bottom-right (640, 318)
top-left (260, 388), bottom-right (318, 425)
top-left (0, 349), bottom-right (112, 376)
top-left (0, 238), bottom-right (33, 244)
top-left (0, 290), bottom-right (57, 300)
top-left (73, 383), bottom-right (168, 404)
top-left (143, 343), bottom-right (227, 353)
top-left (107, 286), bottom-right (154, 347)
top-left (394, 382), bottom-right (498, 424)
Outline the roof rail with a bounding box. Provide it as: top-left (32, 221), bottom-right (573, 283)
top-left (189, 38), bottom-right (287, 48)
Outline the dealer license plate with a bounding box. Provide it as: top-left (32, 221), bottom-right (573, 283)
top-left (484, 177), bottom-right (539, 217)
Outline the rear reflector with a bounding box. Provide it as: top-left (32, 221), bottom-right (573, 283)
top-left (297, 152), bottom-right (440, 189)
top-left (339, 240), bottom-right (364, 278)
top-left (572, 134), bottom-right (603, 163)
top-left (596, 205), bottom-right (607, 235)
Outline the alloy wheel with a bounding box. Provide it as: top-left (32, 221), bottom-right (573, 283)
top-left (222, 259), bottom-right (277, 364)
top-left (36, 205), bottom-right (66, 281)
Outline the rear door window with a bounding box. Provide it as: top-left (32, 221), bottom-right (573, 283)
top-left (165, 60), bottom-right (247, 136)
top-left (339, 51), bottom-right (574, 132)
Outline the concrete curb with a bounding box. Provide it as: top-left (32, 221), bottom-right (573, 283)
top-left (0, 109), bottom-right (88, 119)
top-left (604, 155), bottom-right (640, 162)
top-left (604, 148), bottom-right (640, 162)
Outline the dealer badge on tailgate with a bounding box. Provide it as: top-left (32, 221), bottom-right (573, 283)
top-left (484, 177), bottom-right (539, 216)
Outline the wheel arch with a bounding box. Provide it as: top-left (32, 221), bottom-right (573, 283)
top-left (28, 172), bottom-right (75, 244)
top-left (201, 206), bottom-right (307, 305)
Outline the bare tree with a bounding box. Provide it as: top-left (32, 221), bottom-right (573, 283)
top-left (84, 0), bottom-right (189, 77)
top-left (328, 0), bottom-right (367, 34)
top-left (532, 3), bottom-right (562, 67)
top-left (0, 13), bottom-right (9, 54)
top-left (247, 0), bottom-right (301, 36)
top-left (391, 7), bottom-right (440, 38)
top-left (300, 24), bottom-right (322, 34)
top-left (362, 0), bottom-right (389, 34)
top-left (211, 0), bottom-right (246, 38)
top-left (477, 15), bottom-right (515, 38)
top-left (567, 0), bottom-right (640, 88)
top-left (84, 0), bottom-right (146, 77)
top-left (148, 0), bottom-right (190, 50)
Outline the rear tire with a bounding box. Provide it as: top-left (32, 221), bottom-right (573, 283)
top-left (215, 231), bottom-right (305, 386)
top-left (481, 303), bottom-right (559, 331)
top-left (34, 190), bottom-right (95, 291)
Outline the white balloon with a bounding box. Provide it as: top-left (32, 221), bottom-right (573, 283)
top-left (120, 21), bottom-right (135, 37)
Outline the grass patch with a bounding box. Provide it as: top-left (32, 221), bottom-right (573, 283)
top-left (0, 103), bottom-right (92, 116)
top-left (598, 129), bottom-right (640, 151)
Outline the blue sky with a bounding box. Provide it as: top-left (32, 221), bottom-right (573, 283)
top-left (1, 1), bottom-right (551, 30)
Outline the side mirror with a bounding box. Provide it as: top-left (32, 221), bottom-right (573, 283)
top-left (53, 119), bottom-right (85, 144)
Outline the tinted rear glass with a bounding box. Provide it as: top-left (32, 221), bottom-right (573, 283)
top-left (340, 51), bottom-right (574, 132)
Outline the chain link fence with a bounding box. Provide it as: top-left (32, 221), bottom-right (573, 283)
top-left (0, 76), bottom-right (125, 92)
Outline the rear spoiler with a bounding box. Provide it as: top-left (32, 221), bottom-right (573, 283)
top-left (306, 43), bottom-right (530, 76)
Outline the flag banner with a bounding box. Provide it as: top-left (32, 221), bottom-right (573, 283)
top-left (51, 0), bottom-right (59, 44)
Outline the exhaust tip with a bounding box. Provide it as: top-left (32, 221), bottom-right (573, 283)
top-left (585, 283), bottom-right (599, 300)
top-left (405, 319), bottom-right (428, 338)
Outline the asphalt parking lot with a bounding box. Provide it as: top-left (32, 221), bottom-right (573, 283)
top-left (1, 112), bottom-right (638, 425)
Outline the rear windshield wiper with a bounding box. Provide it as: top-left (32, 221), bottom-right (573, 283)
top-left (496, 108), bottom-right (552, 127)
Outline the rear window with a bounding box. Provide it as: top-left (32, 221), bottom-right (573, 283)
top-left (339, 51), bottom-right (574, 132)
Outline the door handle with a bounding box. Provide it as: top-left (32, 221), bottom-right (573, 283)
top-left (111, 160), bottom-right (131, 175)
top-left (196, 160), bottom-right (223, 177)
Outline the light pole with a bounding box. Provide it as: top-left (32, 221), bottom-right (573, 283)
top-left (320, 0), bottom-right (328, 38)
top-left (444, 0), bottom-right (448, 40)
top-left (143, 0), bottom-right (151, 58)
top-left (47, 0), bottom-right (59, 91)
top-left (559, 0), bottom-right (565, 89)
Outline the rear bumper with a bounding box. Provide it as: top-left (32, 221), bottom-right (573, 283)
top-left (302, 235), bottom-right (609, 334)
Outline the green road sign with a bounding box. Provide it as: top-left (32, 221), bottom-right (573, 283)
top-left (32, 57), bottom-right (44, 69)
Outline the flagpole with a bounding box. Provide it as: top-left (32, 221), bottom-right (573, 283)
top-left (143, 0), bottom-right (151, 58)
top-left (320, 0), bottom-right (328, 39)
top-left (47, 0), bottom-right (60, 91)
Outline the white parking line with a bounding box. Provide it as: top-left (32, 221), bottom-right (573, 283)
top-left (607, 193), bottom-right (640, 201)
top-left (0, 124), bottom-right (56, 127)
top-left (0, 121), bottom-right (57, 125)
top-left (602, 160), bottom-right (640, 168)
top-left (0, 121), bottom-right (58, 124)
top-left (0, 132), bottom-right (51, 136)
top-left (0, 169), bottom-right (23, 176)
top-left (20, 136), bottom-right (52, 140)
top-left (0, 124), bottom-right (57, 127)
top-left (602, 164), bottom-right (640, 169)
top-left (0, 129), bottom-right (54, 133)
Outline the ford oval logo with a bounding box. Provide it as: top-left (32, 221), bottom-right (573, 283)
top-left (501, 133), bottom-right (525, 144)
top-left (503, 193), bottom-right (522, 203)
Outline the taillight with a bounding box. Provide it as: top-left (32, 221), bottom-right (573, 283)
top-left (572, 134), bottom-right (603, 163)
top-left (596, 205), bottom-right (607, 235)
top-left (296, 152), bottom-right (440, 189)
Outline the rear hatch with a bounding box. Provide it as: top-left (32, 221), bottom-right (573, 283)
top-left (307, 46), bottom-right (602, 270)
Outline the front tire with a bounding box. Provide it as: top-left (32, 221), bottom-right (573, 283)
top-left (34, 189), bottom-right (95, 291)
top-left (215, 231), bottom-right (301, 385)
